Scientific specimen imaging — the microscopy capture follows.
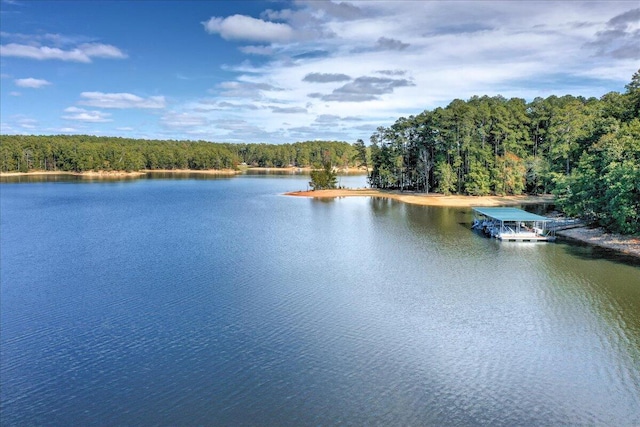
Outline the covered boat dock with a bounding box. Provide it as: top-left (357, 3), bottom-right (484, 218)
top-left (472, 207), bottom-right (556, 242)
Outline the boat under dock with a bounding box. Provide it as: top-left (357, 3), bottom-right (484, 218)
top-left (472, 207), bottom-right (556, 242)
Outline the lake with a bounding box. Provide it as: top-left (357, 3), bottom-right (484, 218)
top-left (1, 174), bottom-right (639, 426)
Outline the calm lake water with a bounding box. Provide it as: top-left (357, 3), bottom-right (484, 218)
top-left (1, 175), bottom-right (639, 426)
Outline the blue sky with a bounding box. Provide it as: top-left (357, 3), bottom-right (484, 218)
top-left (1, 1), bottom-right (638, 144)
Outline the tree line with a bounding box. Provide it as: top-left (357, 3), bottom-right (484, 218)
top-left (0, 136), bottom-right (362, 173)
top-left (367, 70), bottom-right (639, 234)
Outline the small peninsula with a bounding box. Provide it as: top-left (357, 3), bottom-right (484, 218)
top-left (285, 188), bottom-right (554, 207)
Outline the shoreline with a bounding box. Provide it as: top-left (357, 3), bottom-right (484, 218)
top-left (0, 170), bottom-right (147, 178)
top-left (241, 166), bottom-right (368, 174)
top-left (285, 188), bottom-right (555, 207)
top-left (0, 166), bottom-right (367, 178)
top-left (142, 169), bottom-right (240, 175)
top-left (556, 227), bottom-right (640, 259)
top-left (286, 188), bottom-right (640, 259)
top-left (0, 169), bottom-right (240, 178)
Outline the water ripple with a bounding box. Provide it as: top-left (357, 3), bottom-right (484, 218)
top-left (2, 179), bottom-right (639, 426)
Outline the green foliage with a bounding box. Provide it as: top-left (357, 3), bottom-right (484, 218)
top-left (365, 70), bottom-right (639, 233)
top-left (492, 152), bottom-right (526, 195)
top-left (0, 135), bottom-right (360, 173)
top-left (309, 162), bottom-right (337, 190)
top-left (465, 160), bottom-right (491, 196)
top-left (353, 139), bottom-right (368, 167)
top-left (625, 69), bottom-right (640, 118)
top-left (435, 160), bottom-right (456, 195)
top-left (555, 118), bottom-right (640, 234)
top-left (603, 159), bottom-right (640, 234)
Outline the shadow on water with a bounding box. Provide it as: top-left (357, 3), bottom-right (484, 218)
top-left (557, 238), bottom-right (640, 267)
top-left (311, 197), bottom-right (337, 204)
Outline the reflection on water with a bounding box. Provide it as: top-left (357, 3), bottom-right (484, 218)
top-left (0, 173), bottom-right (143, 183)
top-left (1, 176), bottom-right (639, 426)
top-left (1, 169), bottom-right (368, 184)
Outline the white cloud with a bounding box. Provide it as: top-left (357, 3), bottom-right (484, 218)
top-left (352, 37), bottom-right (411, 53)
top-left (270, 106), bottom-right (308, 114)
top-left (239, 45), bottom-right (275, 55)
top-left (79, 92), bottom-right (166, 109)
top-left (0, 42), bottom-right (126, 62)
top-left (62, 106), bottom-right (112, 122)
top-left (316, 76), bottom-right (415, 102)
top-left (294, 0), bottom-right (367, 21)
top-left (585, 8), bottom-right (640, 59)
top-left (212, 81), bottom-right (283, 99)
top-left (203, 14), bottom-right (294, 42)
top-left (16, 1), bottom-right (630, 144)
top-left (202, 1), bottom-right (639, 141)
top-left (303, 73), bottom-right (351, 83)
top-left (2, 32), bottom-right (102, 47)
top-left (161, 111), bottom-right (208, 128)
top-left (14, 77), bottom-right (51, 88)
top-left (373, 37), bottom-right (409, 51)
top-left (190, 99), bottom-right (254, 112)
top-left (77, 43), bottom-right (126, 58)
top-left (0, 122), bottom-right (18, 134)
top-left (14, 116), bottom-right (38, 129)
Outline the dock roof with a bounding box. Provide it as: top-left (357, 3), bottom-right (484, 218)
top-left (472, 207), bottom-right (550, 222)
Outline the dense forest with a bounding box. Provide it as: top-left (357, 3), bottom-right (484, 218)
top-left (0, 136), bottom-right (360, 172)
top-left (368, 70), bottom-right (639, 234)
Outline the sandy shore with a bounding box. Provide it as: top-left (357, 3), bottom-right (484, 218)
top-left (243, 166), bottom-right (368, 174)
top-left (1, 166), bottom-right (368, 178)
top-left (556, 227), bottom-right (640, 258)
top-left (0, 169), bottom-right (240, 178)
top-left (285, 188), bottom-right (555, 207)
top-left (142, 169), bottom-right (240, 175)
top-left (0, 170), bottom-right (146, 178)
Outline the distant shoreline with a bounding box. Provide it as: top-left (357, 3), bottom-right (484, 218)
top-left (0, 170), bottom-right (147, 178)
top-left (240, 166), bottom-right (368, 174)
top-left (0, 169), bottom-right (240, 178)
top-left (143, 169), bottom-right (240, 175)
top-left (0, 166), bottom-right (368, 178)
